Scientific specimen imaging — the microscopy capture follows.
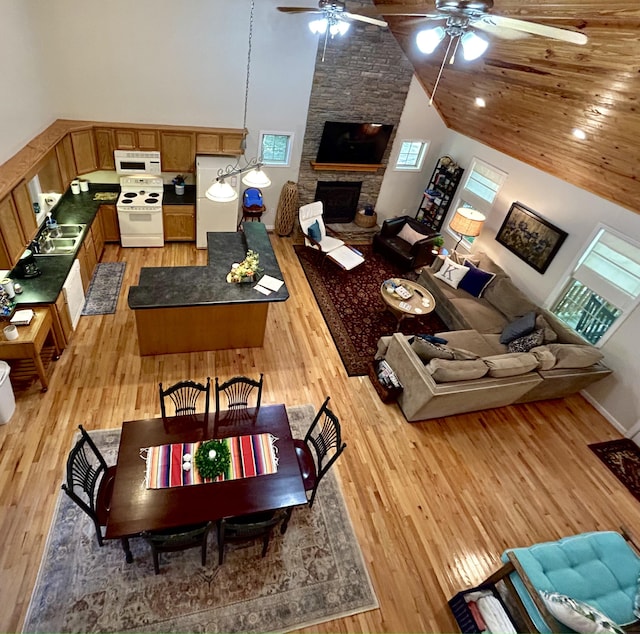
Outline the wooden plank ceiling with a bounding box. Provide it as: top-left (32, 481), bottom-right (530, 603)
top-left (367, 1), bottom-right (640, 215)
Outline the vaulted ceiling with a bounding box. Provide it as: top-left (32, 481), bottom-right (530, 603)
top-left (367, 1), bottom-right (640, 215)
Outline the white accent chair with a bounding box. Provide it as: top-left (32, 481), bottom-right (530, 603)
top-left (298, 201), bottom-right (364, 271)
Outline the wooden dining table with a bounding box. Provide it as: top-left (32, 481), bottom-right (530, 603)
top-left (104, 404), bottom-right (307, 562)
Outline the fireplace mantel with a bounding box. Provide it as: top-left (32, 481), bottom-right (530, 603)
top-left (310, 161), bottom-right (384, 172)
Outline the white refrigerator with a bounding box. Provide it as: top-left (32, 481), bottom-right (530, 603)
top-left (196, 155), bottom-right (240, 248)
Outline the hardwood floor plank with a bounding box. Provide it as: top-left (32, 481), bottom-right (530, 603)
top-left (0, 235), bottom-right (638, 633)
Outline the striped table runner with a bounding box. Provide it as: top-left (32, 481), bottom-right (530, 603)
top-left (145, 433), bottom-right (278, 489)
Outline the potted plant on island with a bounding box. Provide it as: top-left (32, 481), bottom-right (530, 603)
top-left (172, 175), bottom-right (186, 195)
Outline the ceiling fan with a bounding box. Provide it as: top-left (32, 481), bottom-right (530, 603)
top-left (277, 1), bottom-right (388, 60)
top-left (360, 0), bottom-right (587, 104)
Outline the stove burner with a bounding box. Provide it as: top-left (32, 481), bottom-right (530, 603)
top-left (121, 198), bottom-right (133, 204)
top-left (145, 198), bottom-right (159, 204)
top-left (148, 193), bottom-right (160, 198)
top-left (123, 192), bottom-right (136, 198)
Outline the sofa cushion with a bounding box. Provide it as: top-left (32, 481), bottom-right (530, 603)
top-left (508, 328), bottom-right (545, 353)
top-left (434, 257), bottom-right (470, 289)
top-left (482, 352), bottom-right (539, 378)
top-left (540, 591), bottom-right (624, 634)
top-left (536, 313), bottom-right (559, 343)
top-left (397, 222), bottom-right (426, 246)
top-left (530, 345), bottom-right (557, 370)
top-left (500, 311), bottom-right (536, 344)
top-left (450, 297), bottom-right (509, 334)
top-left (427, 358), bottom-right (488, 383)
top-left (547, 343), bottom-right (604, 368)
top-left (436, 330), bottom-right (502, 358)
top-left (484, 276), bottom-right (538, 321)
top-left (458, 262), bottom-right (496, 298)
top-left (411, 338), bottom-right (455, 362)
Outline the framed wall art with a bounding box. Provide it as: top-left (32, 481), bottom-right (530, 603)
top-left (495, 202), bottom-right (568, 273)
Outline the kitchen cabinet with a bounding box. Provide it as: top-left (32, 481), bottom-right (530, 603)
top-left (71, 129), bottom-right (98, 174)
top-left (12, 181), bottom-right (37, 243)
top-left (415, 156), bottom-right (464, 233)
top-left (163, 205), bottom-right (195, 241)
top-left (55, 135), bottom-right (77, 189)
top-left (160, 131), bottom-right (195, 172)
top-left (99, 204), bottom-right (120, 242)
top-left (52, 291), bottom-right (73, 349)
top-left (31, 149), bottom-right (63, 194)
top-left (0, 194), bottom-right (27, 270)
top-left (136, 130), bottom-right (160, 151)
top-left (196, 132), bottom-right (245, 156)
top-left (78, 228), bottom-right (97, 292)
top-left (91, 214), bottom-right (105, 261)
top-left (94, 128), bottom-right (115, 170)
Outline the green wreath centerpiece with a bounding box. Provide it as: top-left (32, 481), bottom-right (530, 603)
top-left (195, 439), bottom-right (231, 480)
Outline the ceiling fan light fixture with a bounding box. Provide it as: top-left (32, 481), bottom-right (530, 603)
top-left (573, 128), bottom-right (587, 140)
top-left (460, 31), bottom-right (489, 60)
top-left (309, 18), bottom-right (328, 34)
top-left (416, 26), bottom-right (446, 54)
top-left (329, 19), bottom-right (350, 36)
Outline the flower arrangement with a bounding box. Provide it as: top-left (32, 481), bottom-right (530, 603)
top-left (172, 175), bottom-right (186, 186)
top-left (226, 249), bottom-right (262, 283)
top-left (195, 439), bottom-right (231, 480)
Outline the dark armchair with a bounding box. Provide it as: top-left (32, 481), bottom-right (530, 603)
top-left (372, 216), bottom-right (440, 271)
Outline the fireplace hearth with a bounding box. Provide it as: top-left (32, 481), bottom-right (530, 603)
top-left (314, 181), bottom-right (362, 223)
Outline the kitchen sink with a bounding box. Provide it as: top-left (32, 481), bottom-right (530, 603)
top-left (37, 224), bottom-right (86, 255)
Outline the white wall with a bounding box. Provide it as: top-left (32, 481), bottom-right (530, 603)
top-left (376, 77), bottom-right (449, 222)
top-left (0, 1), bottom-right (53, 164)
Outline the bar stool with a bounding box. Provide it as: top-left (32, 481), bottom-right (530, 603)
top-left (241, 188), bottom-right (266, 225)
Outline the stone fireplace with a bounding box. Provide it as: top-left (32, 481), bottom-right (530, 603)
top-left (315, 181), bottom-right (362, 223)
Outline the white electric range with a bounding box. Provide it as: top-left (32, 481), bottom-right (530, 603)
top-left (116, 175), bottom-right (164, 247)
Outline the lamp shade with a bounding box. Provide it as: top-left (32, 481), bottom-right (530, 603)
top-left (206, 179), bottom-right (238, 203)
top-left (461, 31), bottom-right (489, 61)
top-left (241, 167), bottom-right (271, 188)
top-left (416, 26), bottom-right (446, 54)
top-left (449, 207), bottom-right (486, 237)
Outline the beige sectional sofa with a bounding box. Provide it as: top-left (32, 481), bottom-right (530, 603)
top-left (378, 252), bottom-right (612, 422)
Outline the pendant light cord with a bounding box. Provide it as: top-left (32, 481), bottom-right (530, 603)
top-left (241, 0), bottom-right (255, 150)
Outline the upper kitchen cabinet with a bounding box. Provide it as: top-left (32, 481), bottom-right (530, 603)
top-left (12, 181), bottom-right (37, 242)
top-left (95, 128), bottom-right (115, 170)
top-left (114, 128), bottom-right (160, 151)
top-left (160, 131), bottom-right (195, 172)
top-left (0, 195), bottom-right (27, 270)
top-left (55, 135), bottom-right (77, 189)
top-left (196, 131), bottom-right (245, 156)
top-left (29, 148), bottom-right (63, 194)
top-left (71, 130), bottom-right (98, 174)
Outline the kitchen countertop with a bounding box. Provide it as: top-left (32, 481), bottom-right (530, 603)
top-left (127, 222), bottom-right (288, 309)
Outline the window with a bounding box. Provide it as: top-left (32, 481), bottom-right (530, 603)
top-left (259, 132), bottom-right (293, 166)
top-left (550, 226), bottom-right (640, 345)
top-left (447, 157), bottom-right (507, 249)
top-left (395, 140), bottom-right (429, 171)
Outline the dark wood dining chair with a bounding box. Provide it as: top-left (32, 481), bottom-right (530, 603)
top-left (61, 424), bottom-right (117, 547)
top-left (142, 522), bottom-right (212, 574)
top-left (217, 510), bottom-right (288, 565)
top-left (159, 378), bottom-right (211, 419)
top-left (294, 396), bottom-right (346, 508)
top-left (214, 374), bottom-right (263, 412)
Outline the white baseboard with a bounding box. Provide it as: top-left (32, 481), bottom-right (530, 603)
top-left (580, 389), bottom-right (628, 435)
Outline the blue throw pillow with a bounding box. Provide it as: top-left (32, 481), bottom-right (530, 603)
top-left (416, 334), bottom-right (448, 345)
top-left (307, 219), bottom-right (321, 242)
top-left (458, 262), bottom-right (496, 298)
top-left (500, 311), bottom-right (536, 344)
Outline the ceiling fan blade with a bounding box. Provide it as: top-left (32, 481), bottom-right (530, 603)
top-left (357, 6), bottom-right (441, 18)
top-left (277, 7), bottom-right (323, 14)
top-left (472, 20), bottom-right (530, 40)
top-left (485, 15), bottom-right (588, 45)
top-left (343, 12), bottom-right (388, 27)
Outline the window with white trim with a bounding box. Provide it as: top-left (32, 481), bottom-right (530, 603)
top-left (447, 157), bottom-right (507, 248)
top-left (259, 132), bottom-right (293, 166)
top-left (395, 140), bottom-right (429, 171)
top-left (550, 226), bottom-right (640, 345)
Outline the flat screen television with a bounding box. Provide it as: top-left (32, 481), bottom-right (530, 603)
top-left (316, 121), bottom-right (394, 165)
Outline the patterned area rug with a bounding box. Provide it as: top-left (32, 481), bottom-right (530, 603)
top-left (295, 244), bottom-right (446, 376)
top-left (589, 438), bottom-right (640, 503)
top-left (81, 262), bottom-right (126, 315)
top-left (23, 405), bottom-right (378, 633)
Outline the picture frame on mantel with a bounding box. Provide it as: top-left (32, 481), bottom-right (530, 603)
top-left (495, 202), bottom-right (568, 274)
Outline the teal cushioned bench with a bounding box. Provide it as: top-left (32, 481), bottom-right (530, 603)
top-left (501, 531), bottom-right (640, 632)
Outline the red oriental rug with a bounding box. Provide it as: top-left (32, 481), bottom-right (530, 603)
top-left (589, 438), bottom-right (640, 504)
top-left (294, 244), bottom-right (446, 376)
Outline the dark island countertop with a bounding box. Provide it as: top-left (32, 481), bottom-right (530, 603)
top-left (127, 222), bottom-right (288, 310)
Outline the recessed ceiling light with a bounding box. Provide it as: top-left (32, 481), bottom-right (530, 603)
top-left (475, 97), bottom-right (486, 108)
top-left (573, 128), bottom-right (587, 140)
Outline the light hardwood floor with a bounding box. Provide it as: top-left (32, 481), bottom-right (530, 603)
top-left (1, 235), bottom-right (637, 633)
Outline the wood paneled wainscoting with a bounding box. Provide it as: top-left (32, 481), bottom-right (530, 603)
top-left (0, 236), bottom-right (637, 633)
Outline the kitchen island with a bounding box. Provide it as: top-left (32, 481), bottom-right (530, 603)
top-left (127, 222), bottom-right (288, 355)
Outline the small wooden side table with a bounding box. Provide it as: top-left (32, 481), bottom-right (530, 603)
top-left (0, 307), bottom-right (60, 391)
top-left (380, 278), bottom-right (436, 331)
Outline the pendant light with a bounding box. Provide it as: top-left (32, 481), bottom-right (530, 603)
top-left (206, 0), bottom-right (271, 202)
